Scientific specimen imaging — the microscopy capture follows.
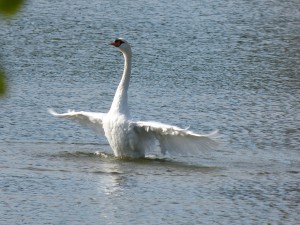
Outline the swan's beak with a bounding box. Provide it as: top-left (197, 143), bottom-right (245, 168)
top-left (110, 41), bottom-right (117, 47)
top-left (110, 39), bottom-right (124, 47)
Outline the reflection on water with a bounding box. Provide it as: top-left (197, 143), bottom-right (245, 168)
top-left (97, 172), bottom-right (125, 196)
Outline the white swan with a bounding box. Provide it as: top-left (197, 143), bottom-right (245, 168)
top-left (49, 38), bottom-right (218, 158)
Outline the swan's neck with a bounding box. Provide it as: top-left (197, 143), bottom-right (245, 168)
top-left (109, 50), bottom-right (132, 116)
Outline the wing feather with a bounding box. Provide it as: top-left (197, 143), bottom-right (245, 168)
top-left (49, 109), bottom-right (106, 134)
top-left (134, 121), bottom-right (218, 156)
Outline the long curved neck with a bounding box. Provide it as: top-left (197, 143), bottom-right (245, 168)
top-left (109, 50), bottom-right (132, 116)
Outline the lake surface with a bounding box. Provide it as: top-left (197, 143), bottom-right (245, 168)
top-left (1, 0), bottom-right (299, 224)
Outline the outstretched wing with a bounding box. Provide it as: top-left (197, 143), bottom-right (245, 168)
top-left (49, 109), bottom-right (106, 134)
top-left (133, 121), bottom-right (218, 156)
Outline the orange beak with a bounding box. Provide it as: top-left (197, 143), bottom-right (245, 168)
top-left (110, 41), bottom-right (117, 46)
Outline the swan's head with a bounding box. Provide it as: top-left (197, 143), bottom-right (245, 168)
top-left (110, 38), bottom-right (131, 55)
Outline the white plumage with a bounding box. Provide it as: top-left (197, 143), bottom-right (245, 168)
top-left (49, 38), bottom-right (218, 158)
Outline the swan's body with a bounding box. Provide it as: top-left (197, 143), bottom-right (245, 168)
top-left (49, 38), bottom-right (218, 158)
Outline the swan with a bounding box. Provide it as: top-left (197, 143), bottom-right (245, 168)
top-left (49, 38), bottom-right (218, 158)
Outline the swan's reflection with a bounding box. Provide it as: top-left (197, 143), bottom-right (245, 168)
top-left (99, 173), bottom-right (125, 196)
top-left (94, 159), bottom-right (126, 197)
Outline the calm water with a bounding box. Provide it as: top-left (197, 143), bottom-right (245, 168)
top-left (1, 0), bottom-right (299, 224)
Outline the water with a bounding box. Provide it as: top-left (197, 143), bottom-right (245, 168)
top-left (1, 0), bottom-right (299, 224)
